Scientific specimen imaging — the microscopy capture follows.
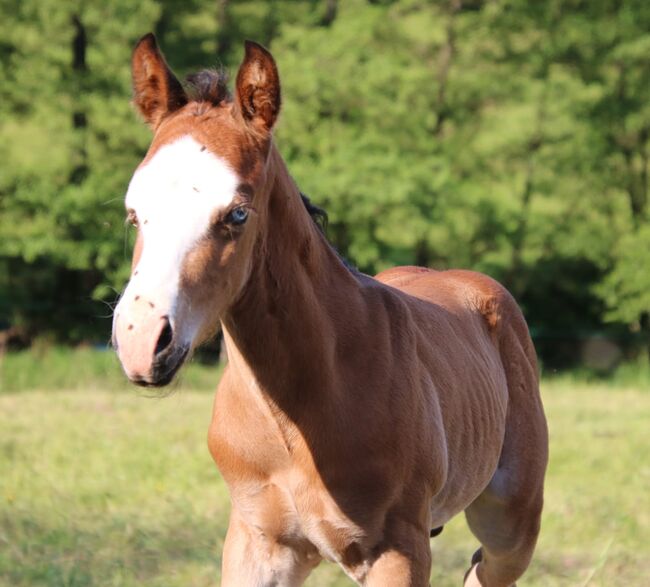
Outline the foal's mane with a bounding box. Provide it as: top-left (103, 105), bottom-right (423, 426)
top-left (299, 192), bottom-right (328, 234)
top-left (300, 193), bottom-right (355, 271)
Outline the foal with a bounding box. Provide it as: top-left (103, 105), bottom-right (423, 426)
top-left (113, 35), bottom-right (548, 587)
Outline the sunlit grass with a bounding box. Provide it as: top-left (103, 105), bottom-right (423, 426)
top-left (0, 346), bottom-right (222, 393)
top-left (0, 360), bottom-right (648, 585)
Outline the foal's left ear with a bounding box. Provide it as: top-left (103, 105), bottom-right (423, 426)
top-left (131, 33), bottom-right (187, 129)
top-left (235, 41), bottom-right (281, 132)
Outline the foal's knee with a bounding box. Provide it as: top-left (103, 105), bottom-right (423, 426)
top-left (364, 547), bottom-right (431, 587)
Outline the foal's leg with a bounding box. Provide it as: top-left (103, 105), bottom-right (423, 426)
top-left (363, 545), bottom-right (431, 587)
top-left (220, 511), bottom-right (319, 587)
top-left (463, 318), bottom-right (548, 587)
top-left (462, 484), bottom-right (543, 587)
top-left (362, 522), bottom-right (432, 587)
top-left (462, 393), bottom-right (547, 585)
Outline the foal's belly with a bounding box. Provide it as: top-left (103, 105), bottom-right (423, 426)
top-left (428, 376), bottom-right (509, 527)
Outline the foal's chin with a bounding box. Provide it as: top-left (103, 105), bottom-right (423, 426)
top-left (129, 344), bottom-right (190, 389)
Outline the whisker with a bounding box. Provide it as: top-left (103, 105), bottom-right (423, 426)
top-left (102, 196), bottom-right (123, 206)
top-left (97, 299), bottom-right (119, 310)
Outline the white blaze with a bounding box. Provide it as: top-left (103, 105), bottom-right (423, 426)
top-left (118, 135), bottom-right (239, 335)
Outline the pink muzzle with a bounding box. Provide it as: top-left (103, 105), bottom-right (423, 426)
top-left (113, 295), bottom-right (175, 384)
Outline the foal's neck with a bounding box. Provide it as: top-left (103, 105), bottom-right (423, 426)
top-left (222, 145), bottom-right (360, 407)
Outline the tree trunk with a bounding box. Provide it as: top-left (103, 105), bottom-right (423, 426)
top-left (320, 0), bottom-right (338, 26)
top-left (433, 0), bottom-right (462, 138)
top-left (70, 15), bottom-right (88, 185)
top-left (216, 0), bottom-right (231, 57)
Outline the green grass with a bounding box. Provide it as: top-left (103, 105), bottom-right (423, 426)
top-left (0, 347), bottom-right (222, 393)
top-left (1, 358), bottom-right (648, 585)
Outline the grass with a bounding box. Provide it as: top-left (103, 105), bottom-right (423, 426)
top-left (0, 347), bottom-right (221, 393)
top-left (1, 351), bottom-right (649, 586)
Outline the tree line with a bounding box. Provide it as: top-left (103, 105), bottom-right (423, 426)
top-left (0, 0), bottom-right (648, 367)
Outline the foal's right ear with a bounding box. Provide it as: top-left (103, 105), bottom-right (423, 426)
top-left (131, 33), bottom-right (187, 129)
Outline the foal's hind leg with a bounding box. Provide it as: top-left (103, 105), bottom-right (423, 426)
top-left (462, 482), bottom-right (543, 587)
top-left (462, 398), bottom-right (547, 586)
top-left (462, 385), bottom-right (547, 587)
top-left (463, 309), bottom-right (548, 586)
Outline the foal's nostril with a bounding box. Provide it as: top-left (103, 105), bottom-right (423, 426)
top-left (154, 318), bottom-right (174, 356)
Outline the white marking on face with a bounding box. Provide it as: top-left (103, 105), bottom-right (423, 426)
top-left (118, 135), bottom-right (239, 338)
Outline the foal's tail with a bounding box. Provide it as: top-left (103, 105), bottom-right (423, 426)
top-left (495, 291), bottom-right (548, 490)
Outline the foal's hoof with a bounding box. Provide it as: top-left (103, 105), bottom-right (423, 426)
top-left (430, 525), bottom-right (444, 538)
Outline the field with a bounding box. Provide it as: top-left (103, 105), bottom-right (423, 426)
top-left (1, 350), bottom-right (649, 586)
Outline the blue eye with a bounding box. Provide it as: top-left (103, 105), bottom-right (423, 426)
top-left (227, 207), bottom-right (248, 226)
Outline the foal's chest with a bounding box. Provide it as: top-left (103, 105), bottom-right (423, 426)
top-left (207, 383), bottom-right (370, 567)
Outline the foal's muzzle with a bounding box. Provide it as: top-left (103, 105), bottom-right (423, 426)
top-left (113, 298), bottom-right (189, 387)
top-left (139, 337), bottom-right (189, 387)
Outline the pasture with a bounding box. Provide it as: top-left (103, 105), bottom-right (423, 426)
top-left (0, 351), bottom-right (648, 586)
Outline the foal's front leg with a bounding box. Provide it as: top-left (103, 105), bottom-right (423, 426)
top-left (362, 531), bottom-right (432, 587)
top-left (220, 510), bottom-right (320, 587)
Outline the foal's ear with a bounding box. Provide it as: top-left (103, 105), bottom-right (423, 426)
top-left (235, 41), bottom-right (281, 132)
top-left (131, 33), bottom-right (187, 129)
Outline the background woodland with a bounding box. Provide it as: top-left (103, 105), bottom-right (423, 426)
top-left (1, 0), bottom-right (649, 368)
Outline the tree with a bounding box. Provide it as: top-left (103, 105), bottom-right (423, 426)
top-left (0, 0), bottom-right (647, 365)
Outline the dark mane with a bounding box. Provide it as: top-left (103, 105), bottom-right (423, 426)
top-left (300, 192), bottom-right (328, 233)
top-left (185, 69), bottom-right (230, 105)
top-left (300, 192), bottom-right (355, 270)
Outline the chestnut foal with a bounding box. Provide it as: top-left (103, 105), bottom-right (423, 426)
top-left (113, 35), bottom-right (548, 587)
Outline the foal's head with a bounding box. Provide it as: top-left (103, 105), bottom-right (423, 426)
top-left (113, 34), bottom-right (281, 386)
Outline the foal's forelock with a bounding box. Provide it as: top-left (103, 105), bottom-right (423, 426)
top-left (185, 69), bottom-right (231, 105)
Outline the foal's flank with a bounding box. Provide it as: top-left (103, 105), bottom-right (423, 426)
top-left (112, 34), bottom-right (548, 587)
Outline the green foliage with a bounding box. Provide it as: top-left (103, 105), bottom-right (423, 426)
top-left (0, 0), bottom-right (159, 339)
top-left (600, 224), bottom-right (650, 324)
top-left (0, 0), bottom-right (648, 363)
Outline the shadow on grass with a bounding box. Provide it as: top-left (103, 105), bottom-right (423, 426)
top-left (0, 508), bottom-right (226, 587)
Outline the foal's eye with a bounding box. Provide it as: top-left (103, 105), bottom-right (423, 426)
top-left (225, 207), bottom-right (249, 226)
